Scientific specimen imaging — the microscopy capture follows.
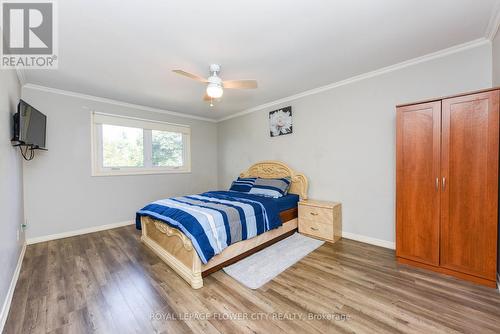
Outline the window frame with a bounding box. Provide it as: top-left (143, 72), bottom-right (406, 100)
top-left (91, 112), bottom-right (191, 176)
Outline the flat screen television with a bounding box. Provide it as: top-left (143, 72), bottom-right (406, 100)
top-left (12, 100), bottom-right (47, 149)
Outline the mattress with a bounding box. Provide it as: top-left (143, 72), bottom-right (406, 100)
top-left (275, 193), bottom-right (300, 212)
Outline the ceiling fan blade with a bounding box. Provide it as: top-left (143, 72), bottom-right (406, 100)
top-left (223, 80), bottom-right (258, 89)
top-left (172, 69), bottom-right (207, 83)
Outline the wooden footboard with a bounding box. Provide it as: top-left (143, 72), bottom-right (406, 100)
top-left (141, 217), bottom-right (203, 288)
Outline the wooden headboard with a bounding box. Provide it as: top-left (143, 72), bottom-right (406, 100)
top-left (239, 160), bottom-right (308, 199)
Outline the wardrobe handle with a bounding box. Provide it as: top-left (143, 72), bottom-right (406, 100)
top-left (442, 177), bottom-right (446, 191)
top-left (435, 177), bottom-right (439, 191)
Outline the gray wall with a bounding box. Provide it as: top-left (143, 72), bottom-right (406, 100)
top-left (0, 70), bottom-right (23, 321)
top-left (218, 43), bottom-right (492, 244)
top-left (22, 87), bottom-right (218, 240)
top-left (494, 31), bottom-right (500, 86)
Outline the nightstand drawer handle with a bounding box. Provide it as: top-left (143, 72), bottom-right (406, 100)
top-left (309, 212), bottom-right (319, 216)
top-left (310, 227), bottom-right (319, 231)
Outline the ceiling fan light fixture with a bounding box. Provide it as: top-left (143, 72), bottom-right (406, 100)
top-left (206, 83), bottom-right (223, 98)
top-left (172, 64), bottom-right (257, 106)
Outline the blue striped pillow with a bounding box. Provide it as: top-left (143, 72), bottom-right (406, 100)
top-left (229, 177), bottom-right (256, 193)
top-left (248, 177), bottom-right (291, 198)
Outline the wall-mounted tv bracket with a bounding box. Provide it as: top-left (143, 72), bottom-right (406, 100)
top-left (11, 142), bottom-right (47, 161)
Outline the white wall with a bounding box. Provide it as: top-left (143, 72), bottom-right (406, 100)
top-left (493, 30), bottom-right (500, 86)
top-left (218, 43), bottom-right (492, 244)
top-left (22, 87), bottom-right (218, 240)
top-left (0, 70), bottom-right (23, 325)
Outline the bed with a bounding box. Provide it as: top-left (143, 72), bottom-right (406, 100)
top-left (138, 161), bottom-right (308, 288)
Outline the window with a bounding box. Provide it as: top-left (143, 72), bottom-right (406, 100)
top-left (91, 112), bottom-right (191, 176)
top-left (102, 124), bottom-right (144, 168)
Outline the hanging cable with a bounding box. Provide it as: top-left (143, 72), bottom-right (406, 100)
top-left (19, 145), bottom-right (35, 161)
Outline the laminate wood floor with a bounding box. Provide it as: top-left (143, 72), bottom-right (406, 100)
top-left (4, 225), bottom-right (500, 334)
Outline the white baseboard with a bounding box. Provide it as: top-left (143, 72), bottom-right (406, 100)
top-left (342, 232), bottom-right (395, 249)
top-left (26, 220), bottom-right (134, 245)
top-left (0, 242), bottom-right (26, 333)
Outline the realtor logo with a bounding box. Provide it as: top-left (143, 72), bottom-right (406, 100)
top-left (1, 0), bottom-right (57, 68)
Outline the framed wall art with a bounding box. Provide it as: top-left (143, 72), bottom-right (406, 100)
top-left (269, 106), bottom-right (292, 137)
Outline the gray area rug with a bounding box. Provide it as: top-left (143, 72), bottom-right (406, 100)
top-left (223, 233), bottom-right (324, 289)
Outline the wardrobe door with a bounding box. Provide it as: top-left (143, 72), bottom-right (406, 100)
top-left (440, 90), bottom-right (499, 280)
top-left (396, 101), bottom-right (441, 265)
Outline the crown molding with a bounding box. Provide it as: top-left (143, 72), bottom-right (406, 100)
top-left (22, 84), bottom-right (217, 123)
top-left (485, 1), bottom-right (500, 40)
top-left (217, 38), bottom-right (490, 122)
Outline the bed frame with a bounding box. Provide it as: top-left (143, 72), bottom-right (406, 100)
top-left (140, 161), bottom-right (308, 289)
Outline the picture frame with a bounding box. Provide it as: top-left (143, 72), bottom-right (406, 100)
top-left (269, 106), bottom-right (292, 137)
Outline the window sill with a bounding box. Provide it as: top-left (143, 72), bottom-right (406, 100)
top-left (91, 169), bottom-right (192, 177)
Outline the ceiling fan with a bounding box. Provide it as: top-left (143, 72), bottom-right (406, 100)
top-left (173, 64), bottom-right (258, 107)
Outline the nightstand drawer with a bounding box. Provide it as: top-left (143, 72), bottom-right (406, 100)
top-left (299, 218), bottom-right (334, 240)
top-left (298, 205), bottom-right (333, 225)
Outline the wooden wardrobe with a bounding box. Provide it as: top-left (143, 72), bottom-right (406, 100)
top-left (396, 88), bottom-right (499, 288)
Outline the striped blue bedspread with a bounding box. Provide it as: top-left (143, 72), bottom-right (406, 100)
top-left (136, 191), bottom-right (281, 264)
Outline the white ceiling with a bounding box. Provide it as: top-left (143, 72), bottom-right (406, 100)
top-left (22, 0), bottom-right (499, 119)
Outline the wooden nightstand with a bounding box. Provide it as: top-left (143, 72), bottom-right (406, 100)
top-left (298, 200), bottom-right (342, 243)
